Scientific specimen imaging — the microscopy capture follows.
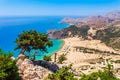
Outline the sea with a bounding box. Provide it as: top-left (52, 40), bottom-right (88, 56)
top-left (0, 16), bottom-right (69, 60)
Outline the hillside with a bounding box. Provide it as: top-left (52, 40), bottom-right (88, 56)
top-left (95, 25), bottom-right (120, 50)
top-left (49, 10), bottom-right (120, 50)
top-left (48, 25), bottom-right (90, 39)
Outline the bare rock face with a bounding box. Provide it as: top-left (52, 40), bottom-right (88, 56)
top-left (16, 54), bottom-right (52, 80)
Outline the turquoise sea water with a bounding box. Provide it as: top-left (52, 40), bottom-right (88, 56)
top-left (36, 39), bottom-right (64, 60)
top-left (0, 16), bottom-right (68, 59)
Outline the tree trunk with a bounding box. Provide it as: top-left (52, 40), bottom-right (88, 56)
top-left (54, 53), bottom-right (57, 62)
top-left (33, 50), bottom-right (37, 61)
top-left (21, 48), bottom-right (26, 54)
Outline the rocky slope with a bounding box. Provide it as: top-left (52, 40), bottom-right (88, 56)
top-left (95, 26), bottom-right (120, 50)
top-left (17, 54), bottom-right (59, 80)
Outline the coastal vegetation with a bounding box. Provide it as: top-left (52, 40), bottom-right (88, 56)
top-left (45, 62), bottom-right (120, 80)
top-left (15, 30), bottom-right (53, 60)
top-left (58, 54), bottom-right (67, 64)
top-left (45, 65), bottom-right (77, 80)
top-left (43, 55), bottom-right (52, 61)
top-left (0, 49), bottom-right (20, 80)
top-left (115, 59), bottom-right (120, 63)
top-left (80, 63), bottom-right (120, 80)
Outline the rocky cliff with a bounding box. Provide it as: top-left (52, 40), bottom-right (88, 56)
top-left (17, 54), bottom-right (59, 80)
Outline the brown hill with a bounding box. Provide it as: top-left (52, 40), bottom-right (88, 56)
top-left (61, 10), bottom-right (120, 28)
top-left (105, 10), bottom-right (120, 20)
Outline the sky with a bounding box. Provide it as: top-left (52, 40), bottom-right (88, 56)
top-left (0, 0), bottom-right (120, 16)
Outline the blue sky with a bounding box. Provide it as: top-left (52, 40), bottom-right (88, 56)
top-left (0, 0), bottom-right (120, 16)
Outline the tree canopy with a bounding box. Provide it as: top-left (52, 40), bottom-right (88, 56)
top-left (15, 30), bottom-right (53, 59)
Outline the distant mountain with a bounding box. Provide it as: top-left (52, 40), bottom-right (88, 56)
top-left (61, 15), bottom-right (113, 28)
top-left (105, 10), bottom-right (120, 20)
top-left (61, 10), bottom-right (120, 28)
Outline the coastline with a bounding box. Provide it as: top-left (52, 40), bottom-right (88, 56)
top-left (51, 38), bottom-right (70, 62)
top-left (49, 39), bottom-right (65, 61)
top-left (49, 39), bottom-right (65, 56)
top-left (36, 39), bottom-right (65, 60)
top-left (0, 16), bottom-right (69, 59)
top-left (51, 37), bottom-right (120, 63)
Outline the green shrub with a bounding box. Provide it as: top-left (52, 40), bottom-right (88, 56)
top-left (58, 54), bottom-right (67, 64)
top-left (46, 65), bottom-right (77, 80)
top-left (80, 63), bottom-right (120, 80)
top-left (80, 71), bottom-right (119, 80)
top-left (43, 55), bottom-right (52, 61)
top-left (80, 72), bottom-right (99, 80)
top-left (115, 60), bottom-right (120, 63)
top-left (0, 49), bottom-right (20, 80)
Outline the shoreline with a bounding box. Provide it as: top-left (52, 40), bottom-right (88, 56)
top-left (49, 39), bottom-right (65, 56)
top-left (35, 39), bottom-right (64, 60)
top-left (51, 37), bottom-right (120, 76)
top-left (51, 39), bottom-right (65, 60)
top-left (51, 37), bottom-right (120, 63)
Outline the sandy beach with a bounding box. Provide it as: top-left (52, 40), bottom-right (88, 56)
top-left (51, 37), bottom-right (120, 75)
top-left (52, 37), bottom-right (120, 62)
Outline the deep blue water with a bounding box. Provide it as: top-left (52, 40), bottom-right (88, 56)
top-left (0, 16), bottom-right (68, 59)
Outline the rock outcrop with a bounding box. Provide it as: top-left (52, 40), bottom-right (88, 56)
top-left (16, 54), bottom-right (59, 80)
